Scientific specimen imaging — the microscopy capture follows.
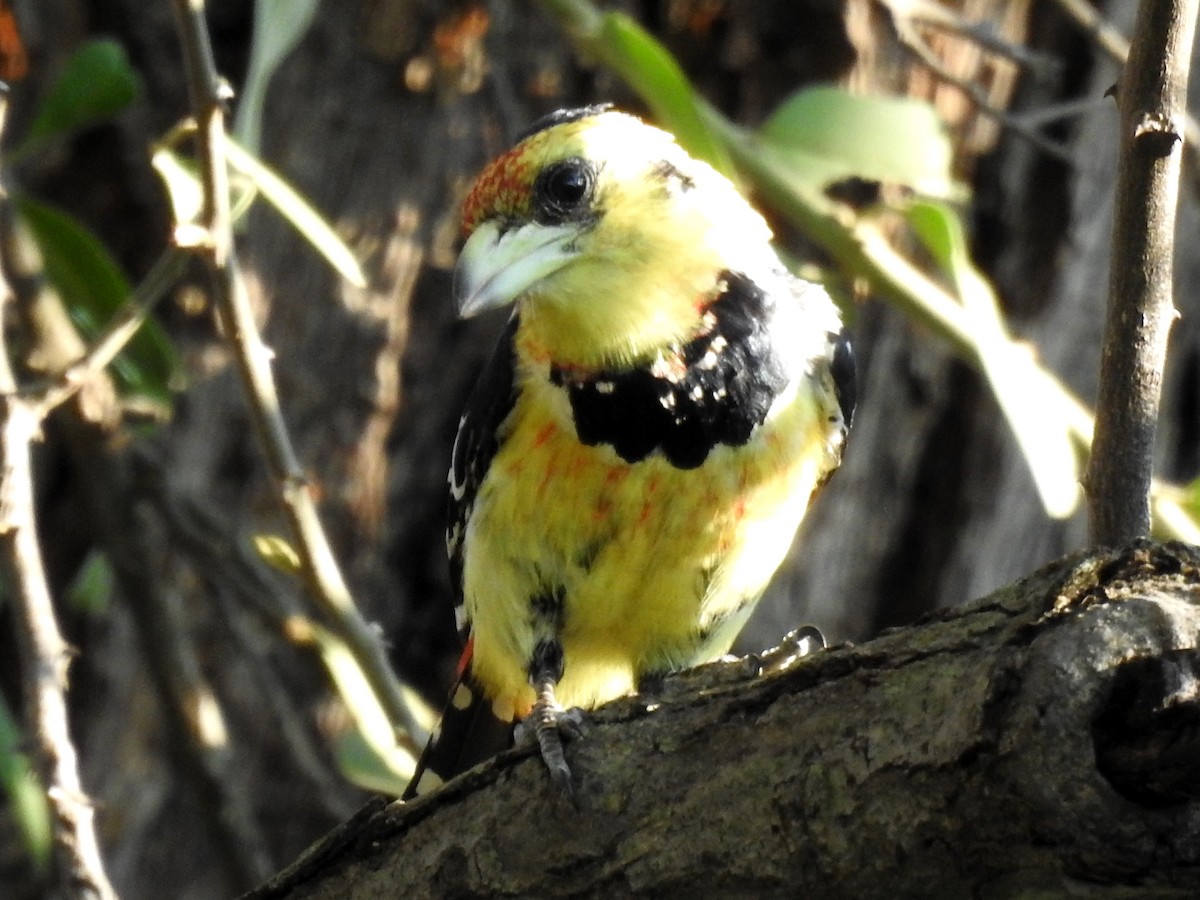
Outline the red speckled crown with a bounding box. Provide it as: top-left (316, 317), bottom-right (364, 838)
top-left (461, 141), bottom-right (536, 235)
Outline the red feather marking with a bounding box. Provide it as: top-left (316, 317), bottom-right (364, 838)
top-left (461, 146), bottom-right (533, 235)
top-left (456, 635), bottom-right (474, 679)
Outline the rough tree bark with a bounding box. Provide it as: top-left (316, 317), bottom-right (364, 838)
top-left (247, 541), bottom-right (1200, 899)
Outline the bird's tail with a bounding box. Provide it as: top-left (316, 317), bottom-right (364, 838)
top-left (402, 638), bottom-right (514, 799)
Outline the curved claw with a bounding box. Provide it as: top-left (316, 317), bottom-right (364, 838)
top-left (515, 677), bottom-right (587, 801)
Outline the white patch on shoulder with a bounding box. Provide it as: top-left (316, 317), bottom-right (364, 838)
top-left (751, 267), bottom-right (846, 434)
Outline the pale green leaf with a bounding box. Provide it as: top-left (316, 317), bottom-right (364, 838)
top-left (234, 0), bottom-right (320, 155)
top-left (151, 144), bottom-right (257, 230)
top-left (906, 199), bottom-right (1080, 518)
top-left (333, 728), bottom-right (413, 796)
top-left (594, 13), bottom-right (733, 178)
top-left (151, 145), bottom-right (205, 229)
top-left (759, 86), bottom-right (960, 199)
top-left (225, 137), bottom-right (366, 288)
top-left (308, 623), bottom-right (422, 793)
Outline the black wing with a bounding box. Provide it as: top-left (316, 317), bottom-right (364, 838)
top-left (446, 313), bottom-right (520, 630)
top-left (830, 327), bottom-right (855, 428)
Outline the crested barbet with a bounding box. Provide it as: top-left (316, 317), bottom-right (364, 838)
top-left (404, 105), bottom-right (854, 799)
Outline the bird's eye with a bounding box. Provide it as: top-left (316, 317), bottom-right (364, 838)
top-left (534, 158), bottom-right (596, 223)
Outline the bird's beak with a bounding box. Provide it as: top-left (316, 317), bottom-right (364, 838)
top-left (453, 220), bottom-right (580, 318)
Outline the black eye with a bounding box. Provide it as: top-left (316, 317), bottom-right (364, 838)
top-left (534, 158), bottom-right (596, 224)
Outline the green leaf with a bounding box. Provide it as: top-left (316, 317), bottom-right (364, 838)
top-left (905, 198), bottom-right (1080, 519)
top-left (151, 138), bottom-right (363, 286)
top-left (16, 39), bottom-right (140, 157)
top-left (536, 0), bottom-right (732, 177)
top-left (0, 696), bottom-right (52, 874)
top-left (759, 86), bottom-right (960, 199)
top-left (225, 137), bottom-right (366, 287)
top-left (234, 0), bottom-right (321, 155)
top-left (333, 727), bottom-right (413, 796)
top-left (66, 551), bottom-right (113, 614)
top-left (306, 623), bottom-right (422, 793)
top-left (1155, 485), bottom-right (1200, 543)
top-left (593, 13), bottom-right (733, 178)
top-left (13, 196), bottom-right (180, 402)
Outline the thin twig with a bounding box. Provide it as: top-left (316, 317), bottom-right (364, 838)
top-left (32, 248), bottom-right (188, 418)
top-left (1052, 0), bottom-right (1133, 63)
top-left (1085, 0), bottom-right (1199, 545)
top-left (878, 0), bottom-right (1075, 164)
top-left (142, 467), bottom-right (357, 820)
top-left (1052, 0), bottom-right (1200, 188)
top-left (0, 113), bottom-right (118, 900)
top-left (166, 0), bottom-right (422, 750)
top-left (884, 0), bottom-right (1061, 76)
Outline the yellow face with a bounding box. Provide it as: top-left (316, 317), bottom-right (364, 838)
top-left (454, 110), bottom-right (775, 369)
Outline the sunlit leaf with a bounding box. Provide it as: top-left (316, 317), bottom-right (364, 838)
top-left (593, 13), bottom-right (733, 178)
top-left (151, 145), bottom-right (205, 230)
top-left (1154, 486), bottom-right (1200, 543)
top-left (759, 86), bottom-right (960, 199)
top-left (906, 199), bottom-right (1080, 518)
top-left (234, 0), bottom-right (320, 155)
top-left (252, 533), bottom-right (302, 575)
top-left (17, 39), bottom-right (140, 157)
top-left (333, 727), bottom-right (413, 796)
top-left (151, 142), bottom-right (258, 233)
top-left (13, 196), bottom-right (179, 402)
top-left (225, 137), bottom-right (366, 287)
top-left (307, 623), bottom-right (423, 793)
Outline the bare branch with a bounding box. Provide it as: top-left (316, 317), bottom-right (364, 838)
top-left (879, 0), bottom-right (1074, 165)
top-left (1086, 0), bottom-right (1199, 546)
top-left (31, 247), bottom-right (188, 419)
top-left (166, 0), bottom-right (422, 750)
top-left (1053, 0), bottom-right (1200, 189)
top-left (892, 0), bottom-right (1060, 75)
top-left (0, 112), bottom-right (117, 900)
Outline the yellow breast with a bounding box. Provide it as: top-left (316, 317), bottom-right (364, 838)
top-left (461, 370), bottom-right (835, 721)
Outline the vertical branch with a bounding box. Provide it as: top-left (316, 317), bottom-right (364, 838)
top-left (1086, 0), bottom-right (1199, 547)
top-left (166, 0), bottom-right (421, 747)
top-left (0, 134), bottom-right (118, 900)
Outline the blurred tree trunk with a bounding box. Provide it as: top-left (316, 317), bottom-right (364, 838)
top-left (1, 1), bottom-right (1197, 898)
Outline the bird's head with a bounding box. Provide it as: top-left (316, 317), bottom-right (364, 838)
top-left (454, 107), bottom-right (777, 369)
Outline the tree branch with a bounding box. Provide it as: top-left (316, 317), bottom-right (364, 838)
top-left (245, 541), bottom-right (1200, 899)
top-left (30, 247), bottom-right (188, 420)
top-left (166, 0), bottom-right (423, 751)
top-left (0, 118), bottom-right (117, 900)
top-left (1085, 0), bottom-right (1199, 545)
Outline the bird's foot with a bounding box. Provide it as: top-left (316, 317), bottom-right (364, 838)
top-left (514, 677), bottom-right (586, 799)
top-left (749, 624), bottom-right (827, 677)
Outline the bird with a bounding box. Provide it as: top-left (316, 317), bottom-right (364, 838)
top-left (403, 105), bottom-right (854, 800)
